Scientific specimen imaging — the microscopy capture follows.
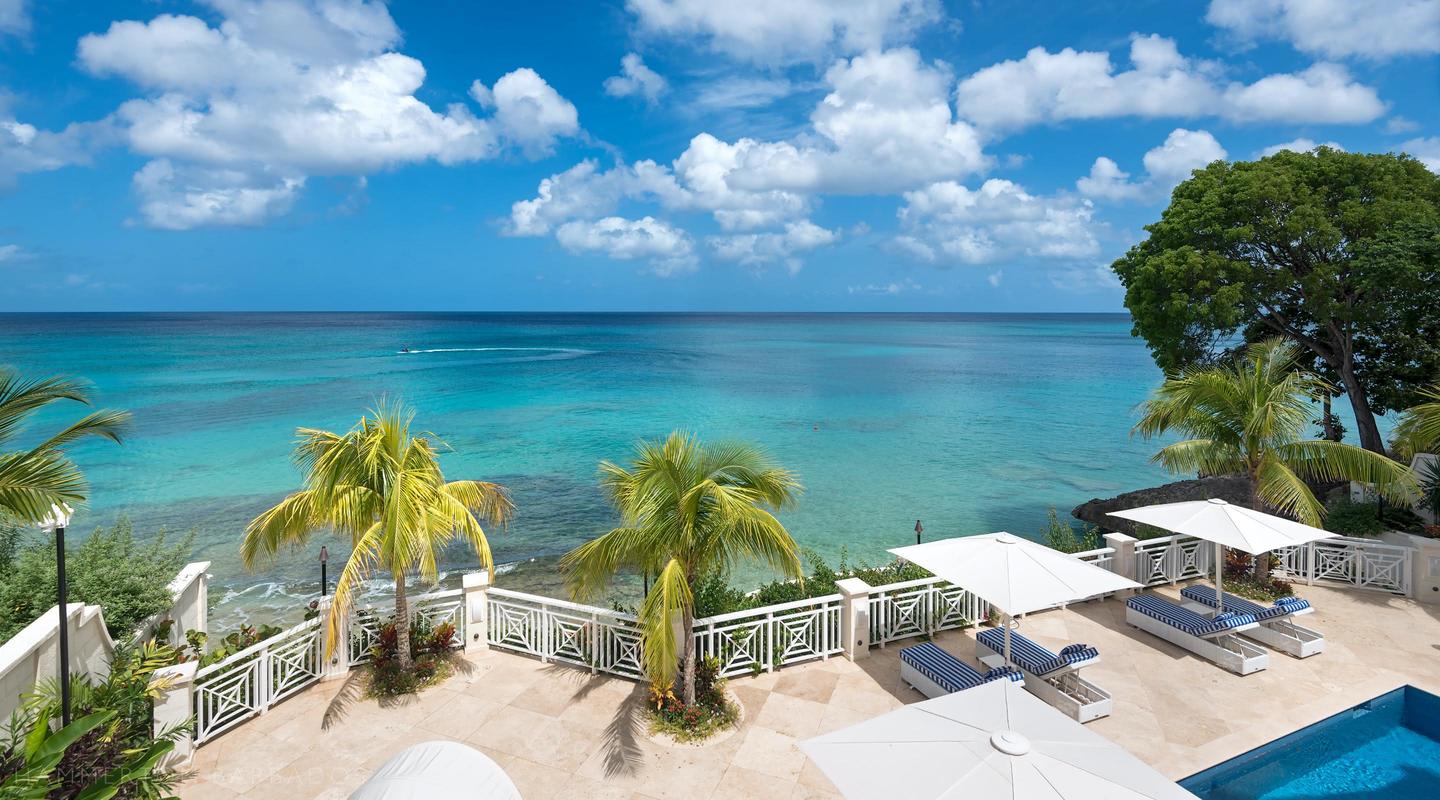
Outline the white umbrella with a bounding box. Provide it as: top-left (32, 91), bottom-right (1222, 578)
top-left (801, 679), bottom-right (1198, 800)
top-left (1107, 498), bottom-right (1337, 612)
top-left (889, 533), bottom-right (1141, 664)
top-left (349, 741), bottom-right (522, 800)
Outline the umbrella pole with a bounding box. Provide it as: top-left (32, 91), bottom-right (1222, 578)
top-left (1214, 540), bottom-right (1224, 614)
top-left (1003, 613), bottom-right (1013, 665)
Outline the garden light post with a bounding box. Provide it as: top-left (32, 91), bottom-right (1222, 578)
top-left (319, 546), bottom-right (329, 596)
top-left (39, 503), bottom-right (74, 726)
top-left (914, 519), bottom-right (924, 545)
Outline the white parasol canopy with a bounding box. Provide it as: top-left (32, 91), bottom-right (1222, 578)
top-left (1107, 498), bottom-right (1336, 612)
top-left (349, 741), bottom-right (522, 800)
top-left (801, 678), bottom-right (1198, 800)
top-left (889, 533), bottom-right (1141, 662)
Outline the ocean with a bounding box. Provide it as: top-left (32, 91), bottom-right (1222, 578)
top-left (0, 312), bottom-right (1172, 632)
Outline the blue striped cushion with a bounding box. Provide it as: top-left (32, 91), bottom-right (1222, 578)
top-left (1180, 585), bottom-right (1311, 622)
top-left (900, 642), bottom-right (1020, 693)
top-left (975, 628), bottom-right (1098, 676)
top-left (1127, 594), bottom-right (1258, 637)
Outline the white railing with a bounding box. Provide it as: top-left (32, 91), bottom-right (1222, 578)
top-left (692, 595), bottom-right (843, 678)
top-left (1134, 534), bottom-right (1213, 586)
top-left (350, 589), bottom-right (466, 665)
top-left (193, 617), bottom-right (322, 744)
top-left (1273, 536), bottom-right (1413, 595)
top-left (486, 588), bottom-right (647, 680)
top-left (868, 577), bottom-right (988, 646)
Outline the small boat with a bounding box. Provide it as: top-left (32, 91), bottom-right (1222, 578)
top-left (399, 346), bottom-right (412, 353)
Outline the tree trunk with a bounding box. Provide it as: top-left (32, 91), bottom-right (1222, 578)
top-left (1321, 395), bottom-right (1337, 441)
top-left (680, 607), bottom-right (696, 706)
top-left (1249, 477), bottom-right (1269, 581)
top-left (394, 574), bottom-right (412, 672)
top-left (1336, 359), bottom-right (1385, 453)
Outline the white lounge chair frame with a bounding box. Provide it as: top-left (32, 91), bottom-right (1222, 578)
top-left (975, 640), bottom-right (1113, 723)
top-left (1125, 605), bottom-right (1270, 675)
top-left (1180, 600), bottom-right (1325, 658)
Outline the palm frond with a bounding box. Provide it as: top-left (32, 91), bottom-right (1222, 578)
top-left (1393, 384), bottom-right (1440, 458)
top-left (1254, 455), bottom-right (1325, 526)
top-left (1278, 439), bottom-right (1419, 504)
top-left (638, 558), bottom-right (691, 687)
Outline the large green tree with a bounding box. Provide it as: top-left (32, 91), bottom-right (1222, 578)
top-left (243, 403), bottom-right (513, 670)
top-left (561, 432), bottom-right (802, 706)
top-left (1136, 339), bottom-right (1416, 576)
top-left (1113, 148), bottom-right (1440, 453)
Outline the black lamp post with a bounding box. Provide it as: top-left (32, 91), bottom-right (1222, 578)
top-left (914, 519), bottom-right (924, 545)
top-left (319, 546), bottom-right (329, 596)
top-left (40, 503), bottom-right (74, 726)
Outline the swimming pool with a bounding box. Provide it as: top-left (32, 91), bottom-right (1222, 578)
top-left (1181, 686), bottom-right (1440, 799)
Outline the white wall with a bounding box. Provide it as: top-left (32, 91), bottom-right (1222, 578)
top-left (0, 603), bottom-right (115, 721)
top-left (134, 561), bottom-right (211, 646)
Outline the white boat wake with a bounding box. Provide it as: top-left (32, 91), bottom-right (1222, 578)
top-left (396, 346), bottom-right (591, 355)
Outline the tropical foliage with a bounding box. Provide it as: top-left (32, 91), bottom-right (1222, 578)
top-left (1393, 383), bottom-right (1440, 458)
top-left (1135, 338), bottom-right (1416, 531)
top-left (647, 656), bottom-right (738, 743)
top-left (0, 643), bottom-right (187, 799)
top-left (562, 432), bottom-right (802, 706)
top-left (242, 402), bottom-right (513, 673)
top-left (1113, 148), bottom-right (1440, 453)
top-left (0, 519), bottom-right (192, 641)
top-left (0, 368), bottom-right (130, 524)
top-left (1040, 508), bottom-right (1102, 554)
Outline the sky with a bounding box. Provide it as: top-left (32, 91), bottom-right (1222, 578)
top-left (0, 0), bottom-right (1437, 312)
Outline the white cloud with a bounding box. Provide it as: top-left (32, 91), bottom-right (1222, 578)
top-left (74, 0), bottom-right (580, 228)
top-left (0, 0), bottom-right (28, 38)
top-left (554, 216), bottom-right (697, 276)
top-left (955, 34), bottom-right (1385, 132)
top-left (625, 0), bottom-right (942, 64)
top-left (0, 99), bottom-right (112, 187)
top-left (1256, 138), bottom-right (1344, 158)
top-left (709, 220), bottom-right (839, 274)
top-left (470, 69), bottom-right (580, 157)
top-left (1402, 137), bottom-right (1440, 172)
top-left (987, 270), bottom-right (1002, 287)
top-left (897, 179), bottom-right (1100, 265)
top-left (1079, 128), bottom-right (1227, 202)
top-left (692, 76), bottom-right (796, 110)
top-left (1207, 0), bottom-right (1440, 60)
top-left (848, 277), bottom-right (921, 295)
top-left (0, 243), bottom-right (28, 263)
top-left (715, 48), bottom-right (989, 195)
top-left (509, 47), bottom-right (990, 276)
top-left (132, 159), bottom-right (303, 229)
top-left (1386, 116), bottom-right (1421, 134)
top-left (1048, 264), bottom-right (1124, 294)
top-left (604, 53), bottom-right (668, 104)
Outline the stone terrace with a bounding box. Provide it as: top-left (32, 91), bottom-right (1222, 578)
top-left (177, 584), bottom-right (1440, 799)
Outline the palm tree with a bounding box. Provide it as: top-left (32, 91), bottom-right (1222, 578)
top-left (1135, 339), bottom-right (1415, 574)
top-left (242, 402), bottom-right (513, 670)
top-left (0, 368), bottom-right (130, 523)
top-left (561, 432), bottom-right (802, 705)
top-left (1393, 383), bottom-right (1440, 458)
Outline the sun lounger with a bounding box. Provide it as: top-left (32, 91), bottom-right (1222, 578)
top-left (1125, 594), bottom-right (1269, 675)
top-left (899, 642), bottom-right (1022, 699)
top-left (1179, 585), bottom-right (1324, 658)
top-left (974, 628), bottom-right (1112, 723)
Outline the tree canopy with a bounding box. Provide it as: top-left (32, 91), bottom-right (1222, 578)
top-left (1113, 148), bottom-right (1440, 453)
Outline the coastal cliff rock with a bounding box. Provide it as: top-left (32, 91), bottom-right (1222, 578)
top-left (1071, 475), bottom-right (1255, 534)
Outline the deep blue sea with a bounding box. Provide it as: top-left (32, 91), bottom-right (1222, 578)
top-left (0, 312), bottom-right (1173, 630)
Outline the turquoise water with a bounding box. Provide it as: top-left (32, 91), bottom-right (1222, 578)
top-left (1182, 686), bottom-right (1440, 799)
top-left (0, 313), bottom-right (1171, 629)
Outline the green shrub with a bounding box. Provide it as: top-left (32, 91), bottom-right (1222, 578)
top-left (1323, 498), bottom-right (1386, 536)
top-left (0, 519), bottom-right (194, 642)
top-left (1041, 508), bottom-right (1102, 553)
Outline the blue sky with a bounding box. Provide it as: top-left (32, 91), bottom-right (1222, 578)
top-left (0, 0), bottom-right (1436, 312)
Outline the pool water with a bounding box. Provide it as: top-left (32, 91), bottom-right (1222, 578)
top-left (1181, 686), bottom-right (1440, 799)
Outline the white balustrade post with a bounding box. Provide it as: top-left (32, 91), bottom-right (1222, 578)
top-left (1405, 534), bottom-right (1440, 603)
top-left (463, 571), bottom-right (491, 655)
top-left (317, 597), bottom-right (351, 682)
top-left (1103, 533), bottom-right (1139, 596)
top-left (835, 577), bottom-right (872, 661)
top-left (153, 661), bottom-right (196, 768)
